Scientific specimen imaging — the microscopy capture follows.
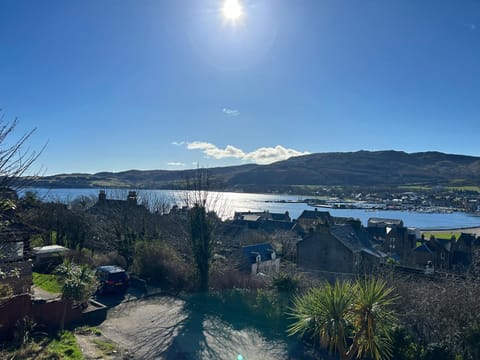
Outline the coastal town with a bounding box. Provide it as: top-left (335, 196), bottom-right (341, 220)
top-left (2, 186), bottom-right (480, 358)
top-left (2, 0), bottom-right (480, 358)
top-left (297, 186), bottom-right (480, 214)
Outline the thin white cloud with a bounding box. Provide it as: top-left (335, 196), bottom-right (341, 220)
top-left (185, 141), bottom-right (310, 164)
top-left (171, 141), bottom-right (186, 146)
top-left (243, 145), bottom-right (310, 164)
top-left (187, 141), bottom-right (245, 159)
top-left (222, 108), bottom-right (240, 116)
top-left (167, 162), bottom-right (186, 166)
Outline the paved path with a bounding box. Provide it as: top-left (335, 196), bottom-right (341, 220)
top-left (32, 285), bottom-right (61, 301)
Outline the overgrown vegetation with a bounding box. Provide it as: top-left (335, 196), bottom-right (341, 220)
top-left (44, 331), bottom-right (83, 360)
top-left (92, 338), bottom-right (117, 356)
top-left (131, 240), bottom-right (192, 289)
top-left (1, 328), bottom-right (83, 360)
top-left (384, 272), bottom-right (480, 360)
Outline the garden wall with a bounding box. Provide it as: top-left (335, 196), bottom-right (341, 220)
top-left (0, 295), bottom-right (83, 340)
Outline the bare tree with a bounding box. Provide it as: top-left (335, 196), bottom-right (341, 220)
top-left (180, 168), bottom-right (226, 292)
top-left (0, 114), bottom-right (45, 191)
top-left (0, 114), bottom-right (44, 302)
top-left (272, 230), bottom-right (299, 262)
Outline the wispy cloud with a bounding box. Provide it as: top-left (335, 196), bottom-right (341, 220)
top-left (167, 162), bottom-right (185, 166)
top-left (464, 23), bottom-right (477, 30)
top-left (222, 108), bottom-right (240, 116)
top-left (185, 141), bottom-right (310, 164)
top-left (171, 141), bottom-right (186, 146)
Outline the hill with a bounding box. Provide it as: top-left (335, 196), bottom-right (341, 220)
top-left (32, 150), bottom-right (480, 191)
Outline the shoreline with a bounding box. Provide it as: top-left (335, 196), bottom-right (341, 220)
top-left (419, 226), bottom-right (480, 235)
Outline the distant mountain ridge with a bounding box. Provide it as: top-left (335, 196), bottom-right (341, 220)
top-left (33, 150), bottom-right (480, 190)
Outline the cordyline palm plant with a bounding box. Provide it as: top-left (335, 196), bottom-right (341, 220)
top-left (288, 277), bottom-right (398, 360)
top-left (56, 261), bottom-right (96, 329)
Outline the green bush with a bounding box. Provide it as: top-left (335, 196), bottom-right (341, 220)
top-left (92, 251), bottom-right (127, 268)
top-left (272, 272), bottom-right (299, 293)
top-left (131, 240), bottom-right (192, 289)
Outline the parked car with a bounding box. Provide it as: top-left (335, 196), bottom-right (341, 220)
top-left (95, 265), bottom-right (129, 295)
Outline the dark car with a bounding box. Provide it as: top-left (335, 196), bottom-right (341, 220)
top-left (95, 265), bottom-right (129, 295)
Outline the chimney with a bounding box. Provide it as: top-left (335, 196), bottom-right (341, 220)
top-left (127, 191), bottom-right (137, 205)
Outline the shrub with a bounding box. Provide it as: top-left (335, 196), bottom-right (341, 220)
top-left (272, 272), bottom-right (299, 293)
top-left (209, 267), bottom-right (265, 290)
top-left (92, 251), bottom-right (127, 269)
top-left (13, 317), bottom-right (37, 347)
top-left (131, 240), bottom-right (192, 289)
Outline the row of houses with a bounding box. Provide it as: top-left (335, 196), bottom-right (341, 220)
top-left (236, 209), bottom-right (479, 276)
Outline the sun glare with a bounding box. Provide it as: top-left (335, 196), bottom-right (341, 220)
top-left (222, 0), bottom-right (243, 22)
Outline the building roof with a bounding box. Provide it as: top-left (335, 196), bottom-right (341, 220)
top-left (329, 224), bottom-right (382, 257)
top-left (368, 218), bottom-right (404, 228)
top-left (457, 233), bottom-right (475, 246)
top-left (89, 190), bottom-right (148, 215)
top-left (256, 220), bottom-right (295, 232)
top-left (241, 214), bottom-right (262, 222)
top-left (298, 210), bottom-right (332, 220)
top-left (33, 245), bottom-right (70, 255)
top-left (414, 243), bottom-right (434, 253)
top-left (0, 222), bottom-right (34, 242)
top-left (234, 211), bottom-right (290, 222)
top-left (242, 243), bottom-right (275, 264)
top-left (432, 238), bottom-right (452, 252)
top-left (270, 212), bottom-right (291, 222)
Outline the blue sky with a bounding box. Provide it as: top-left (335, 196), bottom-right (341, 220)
top-left (1, 0), bottom-right (479, 175)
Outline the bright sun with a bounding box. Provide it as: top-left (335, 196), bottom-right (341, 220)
top-left (222, 0), bottom-right (243, 22)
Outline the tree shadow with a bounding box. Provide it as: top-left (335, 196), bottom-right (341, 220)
top-left (114, 293), bottom-right (320, 359)
top-left (160, 293), bottom-right (317, 359)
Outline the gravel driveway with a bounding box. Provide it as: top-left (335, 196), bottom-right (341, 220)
top-left (98, 295), bottom-right (294, 360)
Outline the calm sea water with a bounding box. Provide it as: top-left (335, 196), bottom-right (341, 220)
top-left (23, 188), bottom-right (480, 230)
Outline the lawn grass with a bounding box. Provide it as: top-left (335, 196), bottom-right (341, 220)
top-left (33, 272), bottom-right (63, 293)
top-left (421, 231), bottom-right (460, 240)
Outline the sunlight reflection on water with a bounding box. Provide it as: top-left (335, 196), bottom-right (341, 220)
top-left (25, 188), bottom-right (480, 229)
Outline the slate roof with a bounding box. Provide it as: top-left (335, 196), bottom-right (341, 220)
top-left (241, 215), bottom-right (262, 222)
top-left (298, 210), bottom-right (332, 220)
top-left (414, 243), bottom-right (434, 253)
top-left (457, 233), bottom-right (475, 246)
top-left (433, 238), bottom-right (452, 252)
top-left (366, 227), bottom-right (387, 239)
top-left (368, 218), bottom-right (404, 228)
top-left (242, 243), bottom-right (275, 264)
top-left (235, 211), bottom-right (290, 222)
top-left (329, 225), bottom-right (382, 258)
top-left (257, 220), bottom-right (295, 232)
top-left (0, 222), bottom-right (34, 242)
top-left (270, 212), bottom-right (291, 222)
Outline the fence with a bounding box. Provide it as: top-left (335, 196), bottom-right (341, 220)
top-left (0, 294), bottom-right (84, 340)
